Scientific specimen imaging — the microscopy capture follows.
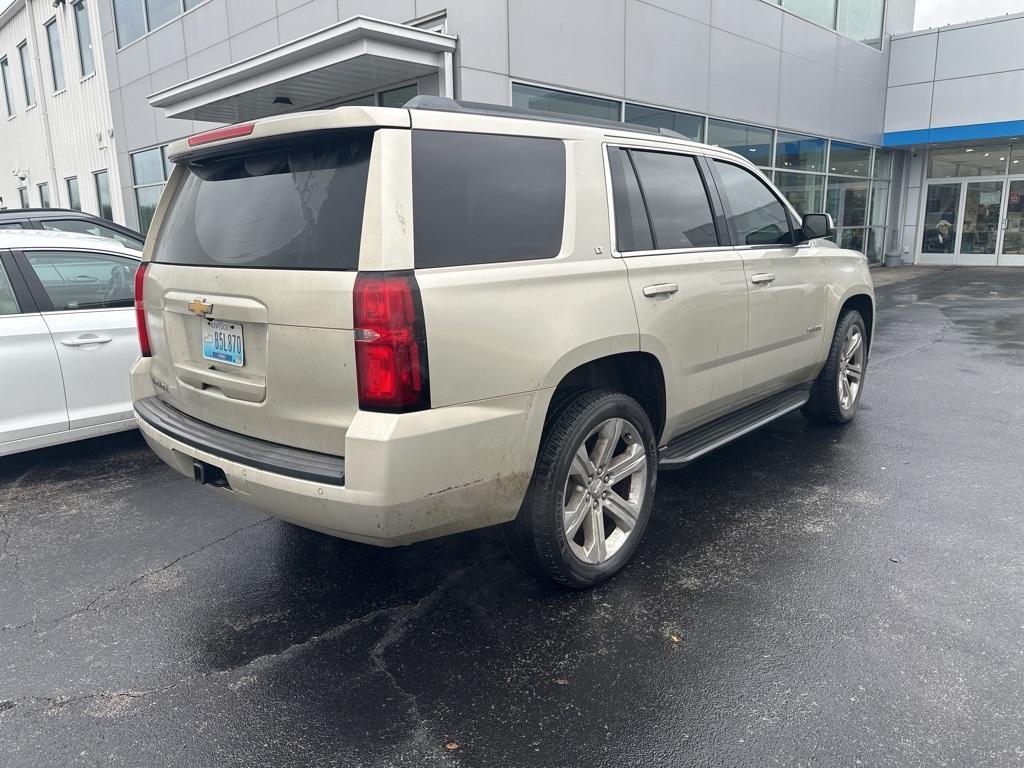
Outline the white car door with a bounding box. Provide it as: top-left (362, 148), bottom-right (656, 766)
top-left (16, 248), bottom-right (140, 430)
top-left (0, 252), bottom-right (69, 449)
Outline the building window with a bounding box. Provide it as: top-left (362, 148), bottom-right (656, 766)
top-left (131, 145), bottom-right (169, 233)
top-left (66, 177), bottom-right (81, 210)
top-left (829, 141), bottom-right (872, 177)
top-left (774, 172), bottom-right (825, 215)
top-left (624, 103), bottom-right (704, 142)
top-left (928, 147), bottom-right (1010, 178)
top-left (782, 0), bottom-right (836, 27)
top-left (114, 0), bottom-right (208, 48)
top-left (94, 170), bottom-right (112, 220)
top-left (378, 83), bottom-right (418, 108)
top-left (44, 19), bottom-right (65, 92)
top-left (511, 83), bottom-right (620, 122)
top-left (1, 57), bottom-right (12, 117)
top-left (836, 0), bottom-right (884, 48)
top-left (707, 118), bottom-right (774, 168)
top-left (73, 2), bottom-right (95, 77)
top-left (38, 182), bottom-right (50, 208)
top-left (775, 132), bottom-right (826, 172)
top-left (18, 188), bottom-right (30, 208)
top-left (17, 42), bottom-right (34, 107)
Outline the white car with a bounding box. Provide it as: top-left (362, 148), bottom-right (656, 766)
top-left (1, 230), bottom-right (141, 456)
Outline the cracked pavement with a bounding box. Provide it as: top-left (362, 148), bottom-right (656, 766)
top-left (2, 267), bottom-right (1023, 766)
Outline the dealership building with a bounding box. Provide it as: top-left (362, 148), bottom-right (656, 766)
top-left (1, 0), bottom-right (1023, 266)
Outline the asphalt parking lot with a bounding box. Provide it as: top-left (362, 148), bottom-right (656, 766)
top-left (2, 266), bottom-right (1023, 767)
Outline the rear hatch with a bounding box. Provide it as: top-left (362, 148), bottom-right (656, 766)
top-left (142, 127), bottom-right (376, 456)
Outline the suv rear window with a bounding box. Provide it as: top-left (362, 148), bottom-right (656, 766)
top-left (412, 130), bottom-right (566, 269)
top-left (153, 131), bottom-right (373, 270)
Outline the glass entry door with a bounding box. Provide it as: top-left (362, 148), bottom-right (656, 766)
top-left (1000, 179), bottom-right (1024, 266)
top-left (920, 179), bottom-right (1004, 265)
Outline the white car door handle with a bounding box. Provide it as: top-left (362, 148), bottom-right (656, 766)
top-left (751, 273), bottom-right (776, 285)
top-left (60, 335), bottom-right (113, 347)
top-left (642, 283), bottom-right (679, 298)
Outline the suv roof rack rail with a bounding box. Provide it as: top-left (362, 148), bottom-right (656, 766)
top-left (403, 95), bottom-right (687, 139)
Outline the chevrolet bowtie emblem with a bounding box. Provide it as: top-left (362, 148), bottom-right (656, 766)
top-left (188, 298), bottom-right (213, 316)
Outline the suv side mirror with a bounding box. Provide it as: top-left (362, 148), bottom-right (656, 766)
top-left (798, 213), bottom-right (835, 242)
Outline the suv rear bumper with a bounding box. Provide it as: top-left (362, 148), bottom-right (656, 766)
top-left (131, 362), bottom-right (550, 547)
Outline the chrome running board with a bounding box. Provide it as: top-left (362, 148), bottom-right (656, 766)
top-left (659, 386), bottom-right (810, 467)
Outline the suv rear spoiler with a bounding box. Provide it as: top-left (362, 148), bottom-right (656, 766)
top-left (166, 105), bottom-right (410, 163)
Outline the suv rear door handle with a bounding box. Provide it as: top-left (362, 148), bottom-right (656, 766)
top-left (642, 283), bottom-right (679, 298)
top-left (750, 273), bottom-right (776, 285)
top-left (60, 335), bottom-right (112, 347)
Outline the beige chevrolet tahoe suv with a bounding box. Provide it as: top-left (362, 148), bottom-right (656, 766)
top-left (131, 98), bottom-right (874, 588)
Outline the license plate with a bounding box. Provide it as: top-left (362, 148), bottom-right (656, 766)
top-left (202, 320), bottom-right (244, 366)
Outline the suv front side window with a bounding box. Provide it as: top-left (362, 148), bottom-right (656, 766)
top-left (22, 250), bottom-right (138, 311)
top-left (713, 160), bottom-right (795, 247)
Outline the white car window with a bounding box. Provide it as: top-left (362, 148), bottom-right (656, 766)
top-left (39, 219), bottom-right (144, 249)
top-left (0, 262), bottom-right (20, 315)
top-left (23, 250), bottom-right (138, 311)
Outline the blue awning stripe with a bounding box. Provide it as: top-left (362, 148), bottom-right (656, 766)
top-left (884, 119), bottom-right (1024, 147)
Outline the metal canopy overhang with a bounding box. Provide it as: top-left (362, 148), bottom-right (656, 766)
top-left (149, 16), bottom-right (457, 123)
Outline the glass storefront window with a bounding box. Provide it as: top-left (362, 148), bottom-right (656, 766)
top-left (829, 142), bottom-right (872, 177)
top-left (836, 0), bottom-right (884, 48)
top-left (1011, 144), bottom-right (1024, 171)
top-left (928, 146), bottom-right (1010, 178)
top-left (826, 179), bottom-right (869, 227)
top-left (378, 84), bottom-right (417, 108)
top-left (961, 181), bottom-right (1004, 256)
top-left (866, 227), bottom-right (887, 262)
top-left (780, 0), bottom-right (836, 28)
top-left (774, 171), bottom-right (825, 214)
top-left (870, 181), bottom-right (889, 226)
top-left (873, 149), bottom-right (893, 179)
top-left (512, 83), bottom-right (620, 122)
top-left (921, 183), bottom-right (960, 254)
top-left (707, 119), bottom-right (774, 168)
top-left (776, 132), bottom-right (826, 172)
top-left (838, 228), bottom-right (865, 252)
top-left (624, 104), bottom-right (703, 141)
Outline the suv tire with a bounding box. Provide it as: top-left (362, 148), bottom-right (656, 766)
top-left (803, 310), bottom-right (868, 425)
top-left (505, 390), bottom-right (657, 588)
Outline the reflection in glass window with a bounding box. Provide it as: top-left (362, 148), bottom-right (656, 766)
top-left (826, 179), bottom-right (868, 227)
top-left (775, 171), bottom-right (825, 215)
top-left (624, 104), bottom-right (703, 141)
top-left (45, 20), bottom-right (65, 92)
top-left (512, 83), bottom-right (621, 122)
top-left (776, 132), bottom-right (826, 172)
top-left (17, 42), bottom-right (34, 107)
top-left (66, 178), bottom-right (81, 210)
top-left (0, 262), bottom-right (20, 315)
top-left (781, 0), bottom-right (836, 28)
top-left (921, 183), bottom-right (960, 254)
top-left (928, 147), bottom-right (1009, 178)
top-left (1, 57), bottom-right (13, 117)
top-left (714, 161), bottom-right (793, 246)
top-left (113, 0), bottom-right (145, 47)
top-left (74, 1), bottom-right (95, 77)
top-left (1012, 145), bottom-right (1024, 171)
top-left (829, 142), bottom-right (872, 176)
top-left (836, 0), bottom-right (884, 48)
top-left (707, 119), bottom-right (774, 168)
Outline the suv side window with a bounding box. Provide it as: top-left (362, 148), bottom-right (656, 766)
top-left (713, 160), bottom-right (795, 247)
top-left (39, 219), bottom-right (144, 249)
top-left (0, 261), bottom-right (20, 315)
top-left (22, 250), bottom-right (138, 311)
top-left (608, 148), bottom-right (654, 252)
top-left (629, 151), bottom-right (719, 250)
top-left (411, 131), bottom-right (566, 268)
top-left (0, 222), bottom-right (25, 229)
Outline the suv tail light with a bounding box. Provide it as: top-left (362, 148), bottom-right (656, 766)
top-left (134, 263), bottom-right (151, 357)
top-left (353, 272), bottom-right (430, 412)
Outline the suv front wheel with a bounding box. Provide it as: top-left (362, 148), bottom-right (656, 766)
top-left (804, 310), bottom-right (868, 425)
top-left (506, 390), bottom-right (658, 588)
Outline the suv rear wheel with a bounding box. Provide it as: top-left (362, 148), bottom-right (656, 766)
top-left (506, 390), bottom-right (657, 588)
top-left (804, 310), bottom-right (868, 425)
